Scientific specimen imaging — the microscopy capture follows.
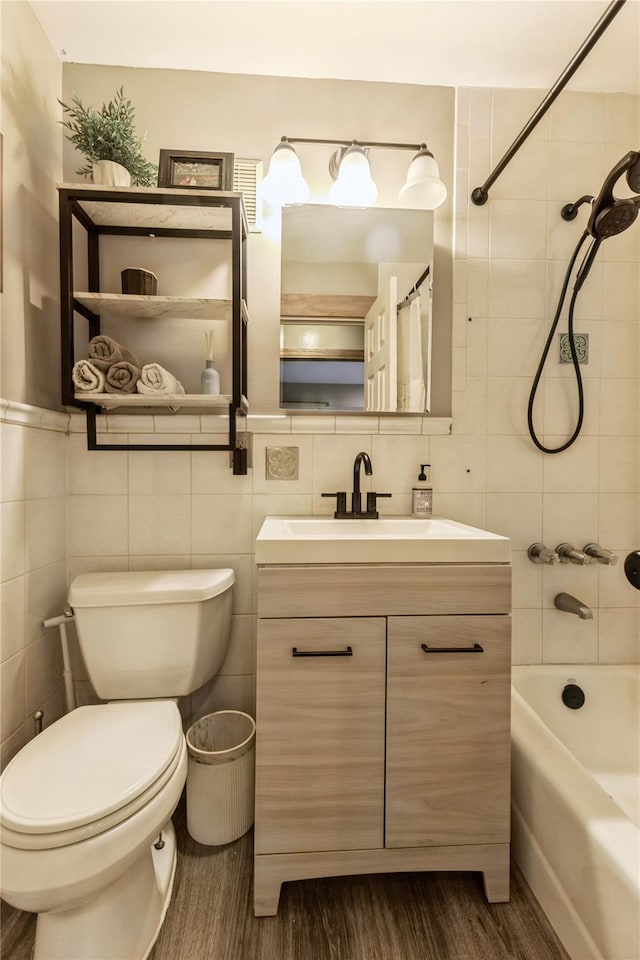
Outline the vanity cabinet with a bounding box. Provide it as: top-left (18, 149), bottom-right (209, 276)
top-left (255, 563), bottom-right (511, 916)
top-left (58, 184), bottom-right (249, 472)
top-left (385, 615), bottom-right (511, 848)
top-left (255, 617), bottom-right (386, 854)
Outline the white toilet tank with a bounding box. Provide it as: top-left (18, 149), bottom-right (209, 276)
top-left (68, 569), bottom-right (234, 699)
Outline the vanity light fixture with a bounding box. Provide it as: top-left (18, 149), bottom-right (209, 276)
top-left (399, 146), bottom-right (448, 209)
top-left (261, 138), bottom-right (310, 206)
top-left (329, 144), bottom-right (378, 207)
top-left (263, 136), bottom-right (447, 209)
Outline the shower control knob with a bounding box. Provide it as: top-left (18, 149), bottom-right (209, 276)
top-left (556, 543), bottom-right (593, 565)
top-left (527, 543), bottom-right (559, 565)
top-left (584, 543), bottom-right (618, 565)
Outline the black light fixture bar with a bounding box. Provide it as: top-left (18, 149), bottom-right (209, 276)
top-left (471, 0), bottom-right (627, 206)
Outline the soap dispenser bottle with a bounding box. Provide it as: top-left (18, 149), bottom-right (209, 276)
top-left (412, 464), bottom-right (433, 518)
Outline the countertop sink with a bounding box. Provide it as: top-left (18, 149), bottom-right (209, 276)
top-left (256, 516), bottom-right (510, 565)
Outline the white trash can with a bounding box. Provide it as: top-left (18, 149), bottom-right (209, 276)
top-left (186, 710), bottom-right (256, 845)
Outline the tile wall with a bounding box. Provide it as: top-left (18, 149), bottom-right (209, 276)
top-left (1, 84), bottom-right (638, 770)
top-left (0, 404), bottom-right (69, 767)
top-left (454, 87), bottom-right (639, 665)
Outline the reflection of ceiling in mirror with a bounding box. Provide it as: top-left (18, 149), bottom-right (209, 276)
top-left (281, 205), bottom-right (433, 263)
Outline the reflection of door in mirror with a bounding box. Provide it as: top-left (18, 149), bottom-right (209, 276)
top-left (280, 205), bottom-right (433, 413)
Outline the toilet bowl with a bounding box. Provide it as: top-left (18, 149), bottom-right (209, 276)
top-left (0, 569), bottom-right (234, 960)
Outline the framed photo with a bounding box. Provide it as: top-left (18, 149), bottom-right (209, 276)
top-left (157, 150), bottom-right (234, 191)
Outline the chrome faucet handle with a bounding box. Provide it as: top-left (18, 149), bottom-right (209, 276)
top-left (527, 543), bottom-right (560, 565)
top-left (584, 543), bottom-right (618, 565)
top-left (556, 543), bottom-right (593, 565)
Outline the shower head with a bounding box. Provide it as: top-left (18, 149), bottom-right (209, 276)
top-left (626, 152), bottom-right (640, 193)
top-left (592, 200), bottom-right (638, 238)
top-left (587, 149), bottom-right (640, 240)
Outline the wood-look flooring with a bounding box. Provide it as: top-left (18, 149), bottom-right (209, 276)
top-left (2, 798), bottom-right (569, 960)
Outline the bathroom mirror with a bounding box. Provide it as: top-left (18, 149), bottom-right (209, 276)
top-left (280, 204), bottom-right (434, 412)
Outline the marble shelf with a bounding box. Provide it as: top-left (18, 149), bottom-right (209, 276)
top-left (75, 392), bottom-right (233, 409)
top-left (73, 292), bottom-right (244, 322)
top-left (59, 183), bottom-right (246, 233)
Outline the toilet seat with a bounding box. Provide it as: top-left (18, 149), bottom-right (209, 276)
top-left (0, 701), bottom-right (183, 851)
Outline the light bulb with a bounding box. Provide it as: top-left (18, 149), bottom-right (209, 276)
top-left (329, 146), bottom-right (378, 207)
top-left (262, 141), bottom-right (310, 207)
top-left (399, 148), bottom-right (447, 209)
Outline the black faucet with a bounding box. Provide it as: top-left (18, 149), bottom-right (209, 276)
top-left (352, 451), bottom-right (373, 515)
top-left (322, 451), bottom-right (391, 519)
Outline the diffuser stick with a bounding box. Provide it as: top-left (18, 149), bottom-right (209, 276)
top-left (201, 329), bottom-right (220, 394)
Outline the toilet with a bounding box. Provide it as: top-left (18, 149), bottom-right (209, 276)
top-left (0, 568), bottom-right (234, 960)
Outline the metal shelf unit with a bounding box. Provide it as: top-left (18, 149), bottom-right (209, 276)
top-left (58, 184), bottom-right (249, 474)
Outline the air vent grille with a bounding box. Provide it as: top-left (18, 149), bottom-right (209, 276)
top-left (233, 158), bottom-right (263, 232)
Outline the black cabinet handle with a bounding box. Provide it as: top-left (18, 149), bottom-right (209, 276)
top-left (292, 646), bottom-right (353, 658)
top-left (421, 642), bottom-right (484, 654)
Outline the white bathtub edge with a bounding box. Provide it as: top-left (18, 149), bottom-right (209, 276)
top-left (511, 679), bottom-right (640, 960)
top-left (511, 803), bottom-right (603, 960)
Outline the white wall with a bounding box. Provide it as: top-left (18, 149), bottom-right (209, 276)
top-left (0, 2), bottom-right (68, 768)
top-left (61, 63), bottom-right (455, 415)
top-left (1, 0), bottom-right (62, 408)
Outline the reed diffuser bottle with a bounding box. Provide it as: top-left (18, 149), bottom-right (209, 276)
top-left (201, 330), bottom-right (221, 394)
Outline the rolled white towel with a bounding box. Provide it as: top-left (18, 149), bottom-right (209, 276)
top-left (72, 359), bottom-right (106, 393)
top-left (136, 363), bottom-right (185, 395)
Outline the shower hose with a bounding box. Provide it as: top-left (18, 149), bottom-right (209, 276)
top-left (527, 229), bottom-right (596, 454)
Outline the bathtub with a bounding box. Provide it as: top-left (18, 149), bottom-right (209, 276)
top-left (511, 664), bottom-right (639, 960)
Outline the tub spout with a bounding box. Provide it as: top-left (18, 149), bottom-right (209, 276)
top-left (554, 592), bottom-right (593, 619)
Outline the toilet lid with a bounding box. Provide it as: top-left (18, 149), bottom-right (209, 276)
top-left (0, 701), bottom-right (183, 835)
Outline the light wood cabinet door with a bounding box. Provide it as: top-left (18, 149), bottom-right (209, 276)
top-left (255, 617), bottom-right (386, 855)
top-left (385, 615), bottom-right (511, 849)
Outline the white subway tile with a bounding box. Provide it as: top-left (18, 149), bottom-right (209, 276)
top-left (511, 609), bottom-right (542, 665)
top-left (128, 494), bottom-right (191, 555)
top-left (25, 561), bottom-right (67, 646)
top-left (542, 608), bottom-right (598, 663)
top-left (68, 433), bottom-right (128, 495)
top-left (1, 423), bottom-right (25, 503)
top-left (541, 493), bottom-right (599, 548)
top-left (486, 493), bottom-right (543, 550)
top-left (129, 450), bottom-right (191, 494)
top-left (429, 435), bottom-right (486, 493)
top-left (486, 435), bottom-right (543, 493)
top-left (1, 576), bottom-right (25, 663)
top-left (68, 495), bottom-right (128, 557)
top-left (548, 140), bottom-right (604, 203)
top-left (0, 651), bottom-right (25, 740)
top-left (489, 200), bottom-right (548, 260)
top-left (598, 494), bottom-right (640, 548)
top-left (488, 261), bottom-right (546, 319)
top-left (191, 495), bottom-right (253, 555)
top-left (542, 436), bottom-right (600, 493)
top-left (0, 502), bottom-right (25, 582)
top-left (598, 608), bottom-right (640, 662)
top-left (25, 498), bottom-right (66, 571)
top-left (599, 437), bottom-right (639, 492)
top-left (548, 92), bottom-right (607, 143)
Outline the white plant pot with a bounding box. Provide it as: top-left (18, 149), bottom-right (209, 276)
top-left (92, 160), bottom-right (132, 187)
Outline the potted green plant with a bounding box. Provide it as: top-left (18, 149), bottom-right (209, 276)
top-left (59, 87), bottom-right (157, 187)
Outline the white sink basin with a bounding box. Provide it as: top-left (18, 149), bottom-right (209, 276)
top-left (256, 516), bottom-right (510, 565)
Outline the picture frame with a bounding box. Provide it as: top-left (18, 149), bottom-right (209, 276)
top-left (157, 149), bottom-right (234, 191)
